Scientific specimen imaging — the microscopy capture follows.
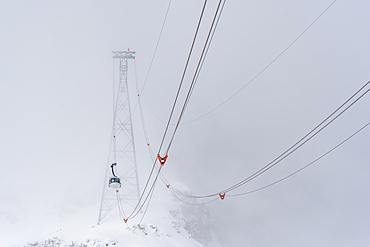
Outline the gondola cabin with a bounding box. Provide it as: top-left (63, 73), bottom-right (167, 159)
top-left (109, 177), bottom-right (121, 188)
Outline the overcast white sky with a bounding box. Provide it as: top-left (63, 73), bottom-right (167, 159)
top-left (1, 0), bottom-right (370, 246)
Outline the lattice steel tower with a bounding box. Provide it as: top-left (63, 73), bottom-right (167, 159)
top-left (98, 50), bottom-right (140, 224)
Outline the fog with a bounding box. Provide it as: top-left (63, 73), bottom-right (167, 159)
top-left (1, 0), bottom-right (370, 246)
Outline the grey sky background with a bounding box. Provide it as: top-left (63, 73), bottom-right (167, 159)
top-left (1, 0), bottom-right (370, 246)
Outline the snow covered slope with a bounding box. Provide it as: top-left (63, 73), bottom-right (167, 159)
top-left (1, 184), bottom-right (224, 247)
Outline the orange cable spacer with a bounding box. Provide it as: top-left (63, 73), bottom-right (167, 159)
top-left (158, 154), bottom-right (168, 166)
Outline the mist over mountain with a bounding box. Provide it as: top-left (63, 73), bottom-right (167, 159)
top-left (2, 185), bottom-right (226, 247)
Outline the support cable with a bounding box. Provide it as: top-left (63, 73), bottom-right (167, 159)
top-left (139, 172), bottom-right (159, 224)
top-left (171, 190), bottom-right (219, 206)
top-left (169, 80), bottom-right (370, 198)
top-left (132, 0), bottom-right (172, 115)
top-left (126, 0), bottom-right (345, 207)
top-left (172, 85), bottom-right (370, 198)
top-left (165, 0), bottom-right (224, 155)
top-left (117, 193), bottom-right (133, 229)
top-left (123, 1), bottom-right (209, 220)
top-left (152, 0), bottom-right (228, 206)
top-left (137, 0), bottom-right (226, 206)
top-left (128, 167), bottom-right (163, 219)
top-left (228, 119), bottom-right (370, 197)
top-left (182, 0), bottom-right (337, 124)
top-left (142, 0), bottom-right (338, 125)
top-left (222, 84), bottom-right (370, 194)
top-left (158, 0), bottom-right (208, 153)
top-left (134, 60), bottom-right (151, 150)
top-left (121, 1), bottom-right (175, 218)
top-left (127, 0), bottom-right (229, 215)
top-left (121, 0), bottom-right (227, 216)
top-left (133, 60), bottom-right (171, 189)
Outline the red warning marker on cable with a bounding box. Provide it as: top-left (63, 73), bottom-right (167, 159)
top-left (219, 193), bottom-right (225, 200)
top-left (124, 219), bottom-right (128, 223)
top-left (158, 154), bottom-right (168, 166)
top-left (166, 184), bottom-right (170, 188)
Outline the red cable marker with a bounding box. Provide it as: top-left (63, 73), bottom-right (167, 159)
top-left (219, 193), bottom-right (225, 200)
top-left (158, 154), bottom-right (168, 166)
top-left (124, 219), bottom-right (128, 223)
top-left (116, 190), bottom-right (119, 193)
top-left (166, 184), bottom-right (170, 188)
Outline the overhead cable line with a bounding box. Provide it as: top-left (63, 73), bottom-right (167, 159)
top-left (158, 0), bottom-right (208, 154)
top-left (165, 0), bottom-right (225, 155)
top-left (146, 0), bottom-right (225, 210)
top-left (137, 0), bottom-right (337, 126)
top-left (129, 61), bottom-right (166, 221)
top-left (134, 60), bottom-right (151, 153)
top-left (132, 0), bottom-right (172, 115)
top-left (138, 172), bottom-right (160, 224)
top-left (139, 0), bottom-right (172, 96)
top-left (180, 0), bottom-right (337, 124)
top-left (139, 0), bottom-right (226, 206)
top-left (116, 60), bottom-right (160, 221)
top-left (171, 81), bottom-right (370, 198)
top-left (151, 0), bottom-right (341, 204)
top-left (126, 0), bottom-right (228, 214)
top-left (171, 190), bottom-right (219, 206)
top-left (141, 0), bottom-right (226, 126)
top-left (133, 60), bottom-right (172, 188)
top-left (135, 0), bottom-right (226, 212)
top-left (169, 80), bottom-right (370, 199)
top-left (221, 81), bottom-right (370, 195)
top-left (228, 119), bottom-right (370, 197)
top-left (122, 0), bottom-right (209, 220)
top-left (128, 166), bottom-right (163, 220)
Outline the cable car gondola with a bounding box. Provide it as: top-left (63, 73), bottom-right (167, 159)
top-left (109, 163), bottom-right (121, 188)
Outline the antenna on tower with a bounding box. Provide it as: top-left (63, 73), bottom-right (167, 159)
top-left (98, 50), bottom-right (140, 224)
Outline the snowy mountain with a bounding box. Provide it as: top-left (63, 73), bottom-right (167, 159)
top-left (1, 185), bottom-right (225, 247)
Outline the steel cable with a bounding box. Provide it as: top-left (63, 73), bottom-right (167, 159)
top-left (170, 80), bottom-right (370, 198)
top-left (228, 120), bottom-right (370, 197)
top-left (182, 0), bottom-right (338, 124)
